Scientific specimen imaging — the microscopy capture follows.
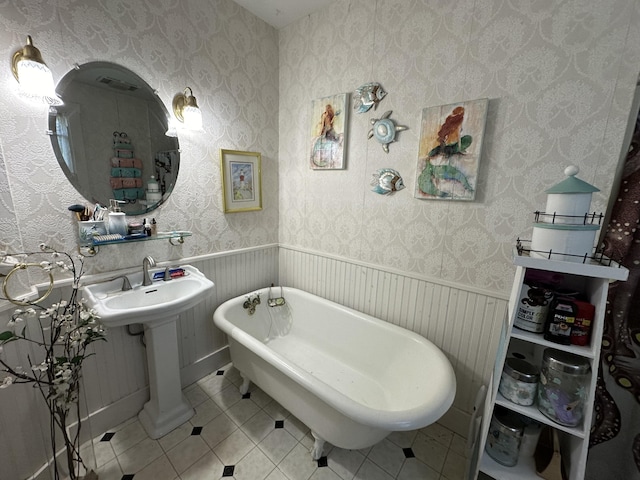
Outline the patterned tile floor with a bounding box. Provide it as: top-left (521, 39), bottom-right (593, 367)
top-left (93, 364), bottom-right (468, 480)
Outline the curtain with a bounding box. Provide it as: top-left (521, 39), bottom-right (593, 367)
top-left (588, 111), bottom-right (640, 479)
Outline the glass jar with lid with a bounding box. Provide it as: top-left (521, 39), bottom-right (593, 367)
top-left (537, 348), bottom-right (590, 427)
top-left (485, 406), bottom-right (525, 467)
top-left (499, 357), bottom-right (539, 406)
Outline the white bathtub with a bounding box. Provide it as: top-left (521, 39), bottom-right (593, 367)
top-left (213, 287), bottom-right (456, 459)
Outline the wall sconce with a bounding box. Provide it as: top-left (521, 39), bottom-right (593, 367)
top-left (11, 35), bottom-right (62, 105)
top-left (172, 87), bottom-right (203, 131)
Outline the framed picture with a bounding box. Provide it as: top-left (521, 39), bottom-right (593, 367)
top-left (414, 98), bottom-right (488, 201)
top-left (309, 93), bottom-right (348, 170)
top-left (220, 149), bottom-right (262, 213)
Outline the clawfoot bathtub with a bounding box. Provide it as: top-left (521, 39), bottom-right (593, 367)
top-left (213, 287), bottom-right (456, 459)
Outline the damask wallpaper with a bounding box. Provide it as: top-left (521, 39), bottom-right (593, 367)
top-left (278, 0), bottom-right (640, 293)
top-left (0, 0), bottom-right (279, 291)
top-left (1, 0), bottom-right (639, 296)
top-left (1, 0), bottom-right (640, 478)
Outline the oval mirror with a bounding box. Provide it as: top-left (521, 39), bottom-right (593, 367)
top-left (49, 62), bottom-right (179, 215)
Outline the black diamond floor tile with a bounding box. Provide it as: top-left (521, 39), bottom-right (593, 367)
top-left (403, 447), bottom-right (415, 458)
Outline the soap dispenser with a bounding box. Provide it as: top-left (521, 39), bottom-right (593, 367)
top-left (107, 199), bottom-right (128, 236)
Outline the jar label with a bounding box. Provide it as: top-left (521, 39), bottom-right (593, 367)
top-left (499, 371), bottom-right (537, 406)
top-left (486, 417), bottom-right (522, 467)
top-left (547, 313), bottom-right (574, 338)
top-left (515, 284), bottom-right (553, 333)
top-left (545, 299), bottom-right (577, 345)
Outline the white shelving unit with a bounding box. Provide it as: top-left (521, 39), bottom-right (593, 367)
top-left (472, 249), bottom-right (628, 480)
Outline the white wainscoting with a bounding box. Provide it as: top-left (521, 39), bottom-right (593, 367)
top-left (1, 243), bottom-right (507, 478)
top-left (0, 244), bottom-right (279, 480)
top-left (278, 245), bottom-right (509, 437)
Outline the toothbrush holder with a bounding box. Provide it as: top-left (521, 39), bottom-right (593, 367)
top-left (78, 221), bottom-right (107, 246)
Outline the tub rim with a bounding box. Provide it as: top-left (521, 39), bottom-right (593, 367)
top-left (213, 286), bottom-right (456, 431)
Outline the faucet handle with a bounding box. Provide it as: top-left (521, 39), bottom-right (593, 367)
top-left (121, 276), bottom-right (132, 291)
top-left (163, 267), bottom-right (172, 281)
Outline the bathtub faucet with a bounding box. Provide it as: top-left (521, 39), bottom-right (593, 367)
top-left (243, 293), bottom-right (261, 315)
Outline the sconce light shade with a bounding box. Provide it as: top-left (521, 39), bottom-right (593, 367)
top-left (172, 87), bottom-right (203, 131)
top-left (11, 35), bottom-right (62, 105)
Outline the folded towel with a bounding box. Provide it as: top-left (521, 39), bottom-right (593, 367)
top-left (115, 149), bottom-right (134, 158)
top-left (112, 188), bottom-right (145, 200)
top-left (123, 178), bottom-right (142, 189)
top-left (111, 157), bottom-right (143, 169)
top-left (111, 167), bottom-right (142, 178)
top-left (110, 177), bottom-right (143, 189)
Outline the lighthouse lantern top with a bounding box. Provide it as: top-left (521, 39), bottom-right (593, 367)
top-left (545, 165), bottom-right (600, 195)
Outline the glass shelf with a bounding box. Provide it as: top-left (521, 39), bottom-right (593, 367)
top-left (90, 231), bottom-right (192, 247)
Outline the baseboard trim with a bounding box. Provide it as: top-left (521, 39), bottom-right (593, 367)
top-left (181, 346), bottom-right (231, 387)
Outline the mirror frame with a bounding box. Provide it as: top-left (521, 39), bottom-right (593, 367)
top-left (48, 61), bottom-right (179, 215)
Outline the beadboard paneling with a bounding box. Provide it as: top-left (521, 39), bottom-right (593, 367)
top-left (0, 245), bottom-right (279, 480)
top-left (178, 246), bottom-right (279, 370)
top-left (2, 242), bottom-right (505, 477)
top-left (278, 245), bottom-right (508, 422)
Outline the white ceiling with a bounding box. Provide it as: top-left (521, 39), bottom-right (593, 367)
top-left (233, 0), bottom-right (333, 29)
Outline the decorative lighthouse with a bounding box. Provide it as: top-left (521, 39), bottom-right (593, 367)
top-left (530, 166), bottom-right (603, 262)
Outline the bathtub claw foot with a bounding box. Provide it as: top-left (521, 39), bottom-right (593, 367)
top-left (311, 432), bottom-right (325, 460)
top-left (239, 374), bottom-right (251, 395)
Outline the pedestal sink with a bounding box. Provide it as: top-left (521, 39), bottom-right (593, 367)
top-left (83, 264), bottom-right (214, 439)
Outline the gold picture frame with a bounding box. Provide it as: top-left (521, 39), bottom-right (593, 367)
top-left (220, 149), bottom-right (262, 213)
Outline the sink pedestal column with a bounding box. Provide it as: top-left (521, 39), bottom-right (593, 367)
top-left (138, 315), bottom-right (194, 439)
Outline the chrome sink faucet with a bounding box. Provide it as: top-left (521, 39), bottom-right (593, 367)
top-left (118, 275), bottom-right (132, 291)
top-left (142, 256), bottom-right (156, 286)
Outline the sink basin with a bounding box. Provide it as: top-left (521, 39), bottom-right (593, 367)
top-left (82, 264), bottom-right (214, 439)
top-left (83, 264), bottom-right (214, 327)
